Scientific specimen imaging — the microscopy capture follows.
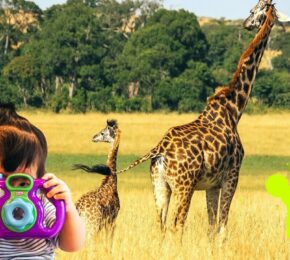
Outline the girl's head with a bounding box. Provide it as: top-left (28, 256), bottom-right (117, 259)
top-left (0, 103), bottom-right (47, 177)
top-left (0, 126), bottom-right (46, 179)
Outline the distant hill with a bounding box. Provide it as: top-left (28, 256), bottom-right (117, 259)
top-left (1, 9), bottom-right (39, 49)
top-left (4, 9), bottom-right (38, 33)
top-left (198, 16), bottom-right (242, 26)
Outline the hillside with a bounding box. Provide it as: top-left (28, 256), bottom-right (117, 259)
top-left (198, 16), bottom-right (243, 26)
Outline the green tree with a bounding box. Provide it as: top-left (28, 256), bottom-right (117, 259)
top-left (202, 21), bottom-right (254, 85)
top-left (253, 70), bottom-right (290, 107)
top-left (17, 0), bottom-right (162, 111)
top-left (3, 54), bottom-right (40, 106)
top-left (30, 2), bottom-right (107, 105)
top-left (153, 61), bottom-right (215, 112)
top-left (0, 0), bottom-right (41, 107)
top-left (0, 76), bottom-right (21, 104)
top-left (0, 0), bottom-right (41, 55)
top-left (272, 32), bottom-right (290, 71)
top-left (115, 9), bottom-right (209, 110)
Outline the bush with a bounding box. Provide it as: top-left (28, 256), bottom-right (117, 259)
top-left (72, 88), bottom-right (87, 113)
top-left (27, 93), bottom-right (43, 108)
top-left (273, 93), bottom-right (290, 109)
top-left (87, 88), bottom-right (113, 113)
top-left (113, 96), bottom-right (151, 112)
top-left (244, 98), bottom-right (268, 114)
top-left (178, 98), bottom-right (204, 113)
top-left (124, 97), bottom-right (151, 112)
top-left (153, 80), bottom-right (179, 110)
top-left (253, 70), bottom-right (290, 107)
top-left (0, 79), bottom-right (22, 105)
top-left (50, 87), bottom-right (69, 113)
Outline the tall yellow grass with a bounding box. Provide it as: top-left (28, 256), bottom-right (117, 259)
top-left (17, 112), bottom-right (290, 259)
top-left (21, 111), bottom-right (290, 156)
top-left (55, 173), bottom-right (290, 260)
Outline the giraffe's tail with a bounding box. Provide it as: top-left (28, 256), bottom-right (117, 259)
top-left (72, 163), bottom-right (111, 176)
top-left (117, 148), bottom-right (159, 174)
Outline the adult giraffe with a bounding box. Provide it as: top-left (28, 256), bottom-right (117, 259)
top-left (118, 0), bottom-right (277, 237)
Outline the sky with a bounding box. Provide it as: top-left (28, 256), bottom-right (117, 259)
top-left (32, 0), bottom-right (290, 19)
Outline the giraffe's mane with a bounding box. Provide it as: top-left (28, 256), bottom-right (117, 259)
top-left (207, 5), bottom-right (276, 104)
top-left (207, 85), bottom-right (232, 103)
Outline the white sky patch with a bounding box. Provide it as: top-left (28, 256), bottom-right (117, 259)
top-left (32, 0), bottom-right (290, 19)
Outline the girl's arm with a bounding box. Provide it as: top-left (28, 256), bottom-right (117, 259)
top-left (42, 173), bottom-right (86, 252)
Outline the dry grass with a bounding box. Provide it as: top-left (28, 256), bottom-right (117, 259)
top-left (20, 111), bottom-right (290, 156)
top-left (55, 173), bottom-right (290, 260)
top-left (16, 111), bottom-right (290, 259)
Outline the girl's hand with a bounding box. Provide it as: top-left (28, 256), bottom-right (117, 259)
top-left (42, 173), bottom-right (74, 212)
top-left (42, 173), bottom-right (85, 251)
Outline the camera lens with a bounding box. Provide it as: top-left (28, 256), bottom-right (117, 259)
top-left (12, 207), bottom-right (25, 220)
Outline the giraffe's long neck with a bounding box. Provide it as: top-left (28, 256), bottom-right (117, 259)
top-left (106, 129), bottom-right (121, 174)
top-left (100, 130), bottom-right (121, 192)
top-left (211, 6), bottom-right (276, 124)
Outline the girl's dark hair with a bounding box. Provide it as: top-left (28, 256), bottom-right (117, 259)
top-left (0, 126), bottom-right (45, 174)
top-left (0, 103), bottom-right (47, 177)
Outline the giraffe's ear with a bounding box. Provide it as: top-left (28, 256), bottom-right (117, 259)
top-left (107, 119), bottom-right (118, 128)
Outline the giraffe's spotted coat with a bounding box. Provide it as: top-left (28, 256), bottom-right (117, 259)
top-left (75, 120), bottom-right (120, 234)
top-left (118, 2), bottom-right (277, 236)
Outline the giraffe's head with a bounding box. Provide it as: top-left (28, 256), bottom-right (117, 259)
top-left (92, 120), bottom-right (118, 143)
top-left (243, 0), bottom-right (276, 31)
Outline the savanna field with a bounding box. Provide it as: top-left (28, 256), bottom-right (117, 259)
top-left (21, 111), bottom-right (290, 259)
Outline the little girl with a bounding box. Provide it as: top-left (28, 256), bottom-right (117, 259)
top-left (0, 108), bottom-right (85, 259)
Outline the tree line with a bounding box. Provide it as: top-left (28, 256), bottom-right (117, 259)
top-left (0, 0), bottom-right (289, 113)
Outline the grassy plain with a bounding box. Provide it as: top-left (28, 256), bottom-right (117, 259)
top-left (21, 111), bottom-right (290, 156)
top-left (19, 111), bottom-right (290, 259)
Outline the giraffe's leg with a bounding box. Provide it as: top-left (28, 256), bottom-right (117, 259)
top-left (170, 188), bottom-right (194, 241)
top-left (168, 159), bottom-right (202, 241)
top-left (151, 159), bottom-right (171, 232)
top-left (206, 188), bottom-right (220, 236)
top-left (218, 167), bottom-right (240, 233)
top-left (105, 222), bottom-right (116, 253)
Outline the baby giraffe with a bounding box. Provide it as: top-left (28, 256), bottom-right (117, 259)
top-left (73, 120), bottom-right (120, 235)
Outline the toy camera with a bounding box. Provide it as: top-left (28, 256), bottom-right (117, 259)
top-left (0, 173), bottom-right (65, 239)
